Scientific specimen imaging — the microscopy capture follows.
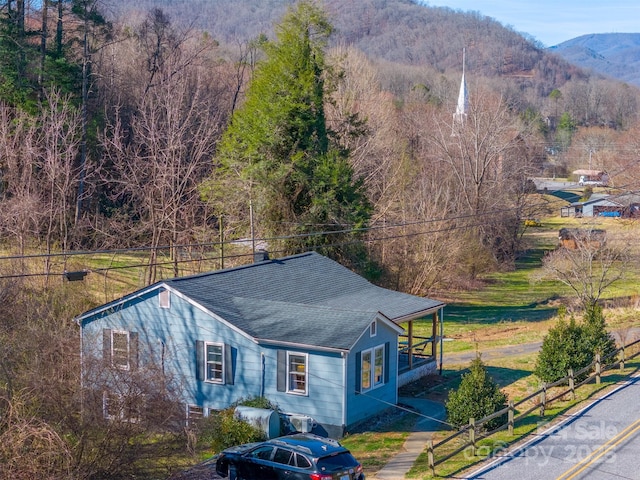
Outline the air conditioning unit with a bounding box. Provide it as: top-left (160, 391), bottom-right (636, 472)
top-left (289, 414), bottom-right (314, 433)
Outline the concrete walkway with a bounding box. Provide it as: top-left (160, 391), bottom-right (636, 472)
top-left (369, 397), bottom-right (446, 480)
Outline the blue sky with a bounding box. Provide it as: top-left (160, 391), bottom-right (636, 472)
top-left (424, 1), bottom-right (640, 46)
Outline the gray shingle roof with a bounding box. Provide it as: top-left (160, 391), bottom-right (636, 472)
top-left (163, 252), bottom-right (444, 351)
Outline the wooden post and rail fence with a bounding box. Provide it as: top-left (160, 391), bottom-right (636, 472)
top-left (425, 337), bottom-right (640, 476)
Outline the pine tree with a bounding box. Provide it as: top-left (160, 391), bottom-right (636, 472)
top-left (208, 1), bottom-right (371, 264)
top-left (582, 303), bottom-right (617, 362)
top-left (535, 304), bottom-right (616, 383)
top-left (534, 315), bottom-right (590, 382)
top-left (446, 356), bottom-right (507, 429)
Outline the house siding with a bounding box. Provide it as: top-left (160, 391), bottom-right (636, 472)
top-left (261, 345), bottom-right (345, 430)
top-left (345, 321), bottom-right (398, 429)
top-left (81, 290), bottom-right (265, 410)
top-left (76, 249), bottom-right (434, 440)
top-left (81, 289), bottom-right (352, 435)
top-left (582, 200), bottom-right (618, 217)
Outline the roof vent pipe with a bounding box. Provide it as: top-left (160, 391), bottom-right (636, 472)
top-left (253, 250), bottom-right (269, 263)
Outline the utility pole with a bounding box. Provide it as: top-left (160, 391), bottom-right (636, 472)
top-left (75, 1), bottom-right (89, 224)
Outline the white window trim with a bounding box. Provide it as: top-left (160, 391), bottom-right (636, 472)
top-left (373, 344), bottom-right (385, 387)
top-left (370, 320), bottom-right (377, 337)
top-left (204, 342), bottom-right (225, 384)
top-left (186, 404), bottom-right (207, 426)
top-left (111, 330), bottom-right (130, 371)
top-left (361, 344), bottom-right (385, 392)
top-left (159, 289), bottom-right (171, 309)
top-left (286, 351), bottom-right (309, 396)
top-left (103, 390), bottom-right (141, 423)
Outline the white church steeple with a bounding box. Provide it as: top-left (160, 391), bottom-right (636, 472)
top-left (453, 48), bottom-right (469, 124)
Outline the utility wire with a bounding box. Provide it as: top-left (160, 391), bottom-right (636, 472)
top-left (1, 168), bottom-right (638, 279)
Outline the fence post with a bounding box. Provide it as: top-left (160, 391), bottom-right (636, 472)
top-left (595, 353), bottom-right (601, 384)
top-left (508, 400), bottom-right (514, 436)
top-left (568, 368), bottom-right (575, 400)
top-left (427, 439), bottom-right (435, 476)
top-left (620, 346), bottom-right (625, 370)
top-left (469, 418), bottom-right (476, 456)
top-left (539, 384), bottom-right (546, 417)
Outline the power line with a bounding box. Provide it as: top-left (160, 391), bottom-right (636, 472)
top-left (1, 166), bottom-right (638, 280)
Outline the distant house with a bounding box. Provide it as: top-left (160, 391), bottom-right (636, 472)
top-left (561, 193), bottom-right (640, 218)
top-left (76, 252), bottom-right (445, 438)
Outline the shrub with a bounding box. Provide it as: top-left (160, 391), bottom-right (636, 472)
top-left (535, 316), bottom-right (589, 382)
top-left (197, 407), bottom-right (265, 453)
top-left (535, 304), bottom-right (616, 383)
top-left (582, 303), bottom-right (617, 362)
top-left (446, 357), bottom-right (507, 429)
top-left (197, 397), bottom-right (278, 452)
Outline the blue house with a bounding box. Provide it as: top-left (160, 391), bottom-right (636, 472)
top-left (76, 252), bottom-right (445, 438)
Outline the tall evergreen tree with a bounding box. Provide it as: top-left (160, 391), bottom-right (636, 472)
top-left (207, 1), bottom-right (371, 266)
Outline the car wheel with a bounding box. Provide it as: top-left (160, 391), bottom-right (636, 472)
top-left (229, 464), bottom-right (241, 480)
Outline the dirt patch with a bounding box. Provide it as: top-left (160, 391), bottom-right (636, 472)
top-left (346, 405), bottom-right (414, 434)
top-left (399, 374), bottom-right (453, 403)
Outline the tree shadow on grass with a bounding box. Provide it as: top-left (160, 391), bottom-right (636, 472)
top-left (436, 366), bottom-right (533, 396)
top-left (445, 302), bottom-right (558, 325)
top-left (485, 366), bottom-right (533, 387)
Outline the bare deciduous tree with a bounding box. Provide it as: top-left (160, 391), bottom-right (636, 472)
top-left (0, 104), bottom-right (43, 255)
top-left (429, 85), bottom-right (538, 271)
top-left (540, 228), bottom-right (629, 309)
top-left (0, 392), bottom-right (74, 480)
top-left (100, 11), bottom-right (226, 284)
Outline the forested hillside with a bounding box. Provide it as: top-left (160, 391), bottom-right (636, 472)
top-left (108, 0), bottom-right (583, 102)
top-left (1, 0), bottom-right (639, 291)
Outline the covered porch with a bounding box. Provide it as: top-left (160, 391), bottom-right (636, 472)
top-left (397, 307), bottom-right (444, 387)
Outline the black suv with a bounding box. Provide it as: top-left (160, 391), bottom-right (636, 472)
top-left (215, 433), bottom-right (365, 480)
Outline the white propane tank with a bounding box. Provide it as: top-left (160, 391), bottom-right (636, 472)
top-left (234, 406), bottom-right (281, 439)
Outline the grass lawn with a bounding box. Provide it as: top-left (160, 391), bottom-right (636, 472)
top-left (403, 215), bottom-right (640, 358)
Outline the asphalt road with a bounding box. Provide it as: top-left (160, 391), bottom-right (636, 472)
top-left (464, 374), bottom-right (640, 480)
top-left (532, 178), bottom-right (580, 192)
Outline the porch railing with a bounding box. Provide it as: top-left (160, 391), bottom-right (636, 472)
top-left (399, 334), bottom-right (435, 372)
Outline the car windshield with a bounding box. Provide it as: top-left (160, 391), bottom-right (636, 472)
top-left (316, 452), bottom-right (359, 472)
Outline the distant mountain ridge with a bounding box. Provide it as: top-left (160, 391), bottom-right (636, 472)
top-left (106, 0), bottom-right (588, 101)
top-left (550, 33), bottom-right (640, 87)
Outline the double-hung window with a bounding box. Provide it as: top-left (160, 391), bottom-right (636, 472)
top-left (205, 342), bottom-right (224, 383)
top-left (103, 391), bottom-right (142, 423)
top-left (288, 352), bottom-right (308, 395)
top-left (358, 343), bottom-right (387, 393)
top-left (112, 331), bottom-right (130, 369)
top-left (103, 329), bottom-right (138, 371)
top-left (195, 340), bottom-right (233, 385)
top-left (277, 351), bottom-right (308, 395)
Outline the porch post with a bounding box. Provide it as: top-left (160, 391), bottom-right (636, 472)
top-left (439, 307), bottom-right (444, 375)
top-left (432, 312), bottom-right (438, 357)
top-left (408, 320), bottom-right (414, 369)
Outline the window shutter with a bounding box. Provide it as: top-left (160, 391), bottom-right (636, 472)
top-left (384, 342), bottom-right (390, 384)
top-left (225, 344), bottom-right (234, 385)
top-left (277, 350), bottom-right (286, 392)
top-left (196, 340), bottom-right (204, 381)
top-left (103, 329), bottom-right (112, 365)
top-left (355, 352), bottom-right (361, 394)
top-left (130, 332), bottom-right (139, 370)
